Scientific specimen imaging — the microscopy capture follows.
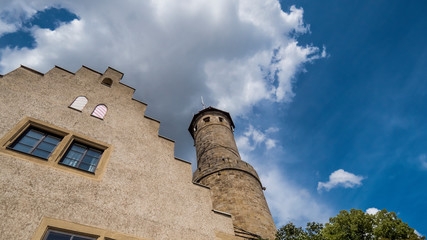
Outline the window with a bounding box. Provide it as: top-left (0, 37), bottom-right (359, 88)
top-left (91, 104), bottom-right (108, 119)
top-left (203, 117), bottom-right (210, 122)
top-left (69, 96), bottom-right (88, 111)
top-left (9, 128), bottom-right (61, 159)
top-left (60, 142), bottom-right (103, 173)
top-left (33, 217), bottom-right (144, 240)
top-left (43, 230), bottom-right (96, 240)
top-left (101, 78), bottom-right (113, 87)
top-left (0, 117), bottom-right (112, 179)
top-left (219, 117), bottom-right (224, 122)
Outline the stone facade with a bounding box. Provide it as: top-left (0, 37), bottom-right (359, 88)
top-left (189, 108), bottom-right (276, 240)
top-left (0, 66), bottom-right (241, 240)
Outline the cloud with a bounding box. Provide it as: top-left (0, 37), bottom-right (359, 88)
top-left (261, 168), bottom-right (332, 227)
top-left (415, 229), bottom-right (424, 238)
top-left (366, 207), bottom-right (380, 215)
top-left (265, 139), bottom-right (276, 150)
top-left (266, 127), bottom-right (280, 133)
top-left (418, 154), bottom-right (427, 170)
top-left (0, 0), bottom-right (324, 117)
top-left (236, 125), bottom-right (278, 152)
top-left (235, 126), bottom-right (331, 227)
top-left (317, 169), bottom-right (364, 192)
top-left (0, 20), bottom-right (17, 36)
top-left (0, 1), bottom-right (326, 227)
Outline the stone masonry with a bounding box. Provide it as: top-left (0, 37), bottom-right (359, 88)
top-left (189, 107), bottom-right (276, 240)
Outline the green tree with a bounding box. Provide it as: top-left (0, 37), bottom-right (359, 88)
top-left (275, 222), bottom-right (306, 240)
top-left (322, 209), bottom-right (374, 240)
top-left (275, 209), bottom-right (425, 240)
top-left (274, 222), bottom-right (325, 240)
top-left (372, 209), bottom-right (422, 240)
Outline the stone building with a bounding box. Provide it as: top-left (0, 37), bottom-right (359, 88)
top-left (0, 65), bottom-right (276, 240)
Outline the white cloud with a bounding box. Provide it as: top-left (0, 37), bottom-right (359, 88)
top-left (0, 20), bottom-right (17, 37)
top-left (236, 125), bottom-right (278, 152)
top-left (317, 169), bottom-right (364, 192)
top-left (415, 229), bottom-right (424, 238)
top-left (265, 139), bottom-right (276, 150)
top-left (266, 127), bottom-right (280, 133)
top-left (419, 154), bottom-right (427, 169)
top-left (0, 0), bottom-right (324, 118)
top-left (0, 1), bottom-right (327, 226)
top-left (0, 0), bottom-right (322, 159)
top-left (236, 125), bottom-right (332, 226)
top-left (261, 168), bottom-right (332, 227)
top-left (366, 207), bottom-right (380, 215)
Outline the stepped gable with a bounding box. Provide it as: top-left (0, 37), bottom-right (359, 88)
top-left (0, 64), bottom-right (240, 239)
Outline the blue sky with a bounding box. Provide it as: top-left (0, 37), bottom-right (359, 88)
top-left (0, 0), bottom-right (426, 236)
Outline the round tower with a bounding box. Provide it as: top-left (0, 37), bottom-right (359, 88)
top-left (189, 107), bottom-right (276, 240)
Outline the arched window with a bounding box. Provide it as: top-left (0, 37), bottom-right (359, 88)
top-left (91, 104), bottom-right (108, 119)
top-left (101, 78), bottom-right (113, 87)
top-left (69, 96), bottom-right (88, 111)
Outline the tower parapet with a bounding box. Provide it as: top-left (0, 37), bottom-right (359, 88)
top-left (189, 107), bottom-right (276, 240)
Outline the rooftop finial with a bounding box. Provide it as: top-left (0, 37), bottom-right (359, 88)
top-left (201, 96), bottom-right (206, 109)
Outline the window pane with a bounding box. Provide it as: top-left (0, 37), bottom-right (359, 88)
top-left (78, 162), bottom-right (92, 172)
top-left (44, 230), bottom-right (96, 240)
top-left (70, 144), bottom-right (86, 153)
top-left (62, 157), bottom-right (79, 167)
top-left (61, 142), bottom-right (103, 173)
top-left (37, 142), bottom-right (57, 152)
top-left (45, 231), bottom-right (71, 240)
top-left (86, 149), bottom-right (101, 158)
top-left (27, 129), bottom-right (44, 139)
top-left (12, 143), bottom-right (32, 153)
top-left (82, 155), bottom-right (99, 165)
top-left (44, 136), bottom-right (61, 145)
top-left (10, 127), bottom-right (62, 159)
top-left (19, 136), bottom-right (39, 147)
top-left (66, 151), bottom-right (83, 161)
top-left (32, 149), bottom-right (50, 159)
top-left (73, 236), bottom-right (96, 240)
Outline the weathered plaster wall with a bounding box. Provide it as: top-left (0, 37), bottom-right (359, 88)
top-left (0, 66), bottom-right (237, 240)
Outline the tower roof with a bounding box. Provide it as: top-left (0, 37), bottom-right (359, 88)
top-left (188, 106), bottom-right (235, 138)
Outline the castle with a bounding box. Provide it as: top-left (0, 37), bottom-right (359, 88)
top-left (0, 65), bottom-right (276, 240)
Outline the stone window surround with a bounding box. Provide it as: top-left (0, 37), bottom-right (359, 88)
top-left (0, 117), bottom-right (112, 180)
top-left (32, 217), bottom-right (148, 240)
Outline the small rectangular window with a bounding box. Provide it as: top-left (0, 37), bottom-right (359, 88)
top-left (9, 128), bottom-right (62, 159)
top-left (60, 142), bottom-right (103, 173)
top-left (43, 229), bottom-right (96, 240)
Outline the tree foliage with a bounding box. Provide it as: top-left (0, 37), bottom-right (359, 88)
top-left (274, 209), bottom-right (424, 240)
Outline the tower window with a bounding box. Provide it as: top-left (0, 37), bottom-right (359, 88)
top-left (203, 117), bottom-right (210, 122)
top-left (101, 78), bottom-right (113, 87)
top-left (219, 117), bottom-right (224, 122)
top-left (9, 128), bottom-right (62, 159)
top-left (91, 104), bottom-right (108, 119)
top-left (69, 96), bottom-right (88, 111)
